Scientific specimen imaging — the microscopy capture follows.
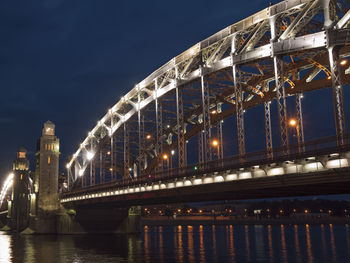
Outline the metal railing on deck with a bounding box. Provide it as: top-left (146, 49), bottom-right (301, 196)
top-left (62, 133), bottom-right (350, 197)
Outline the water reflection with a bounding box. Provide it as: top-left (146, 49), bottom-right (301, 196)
top-left (0, 224), bottom-right (349, 263)
top-left (199, 225), bottom-right (205, 263)
top-left (293, 225), bottom-right (301, 263)
top-left (329, 224), bottom-right (337, 263)
top-left (187, 226), bottom-right (195, 263)
top-left (305, 224), bottom-right (314, 263)
top-left (244, 225), bottom-right (251, 261)
top-left (280, 225), bottom-right (288, 263)
top-left (158, 226), bottom-right (164, 263)
top-left (321, 224), bottom-right (328, 262)
top-left (212, 225), bottom-right (217, 263)
top-left (267, 225), bottom-right (274, 263)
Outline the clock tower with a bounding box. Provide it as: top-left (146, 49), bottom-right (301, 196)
top-left (34, 120), bottom-right (60, 213)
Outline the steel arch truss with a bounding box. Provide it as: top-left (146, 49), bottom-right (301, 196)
top-left (66, 0), bottom-right (350, 190)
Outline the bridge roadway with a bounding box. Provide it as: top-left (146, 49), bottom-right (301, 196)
top-left (61, 136), bottom-right (350, 207)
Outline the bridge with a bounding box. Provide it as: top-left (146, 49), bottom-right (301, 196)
top-left (57, 0), bottom-right (350, 232)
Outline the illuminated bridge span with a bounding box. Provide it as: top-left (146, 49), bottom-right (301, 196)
top-left (65, 0), bottom-right (350, 203)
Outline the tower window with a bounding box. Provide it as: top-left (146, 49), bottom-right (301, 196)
top-left (20, 174), bottom-right (23, 180)
top-left (48, 157), bottom-right (51, 164)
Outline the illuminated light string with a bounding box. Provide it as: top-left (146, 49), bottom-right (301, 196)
top-left (0, 173), bottom-right (14, 207)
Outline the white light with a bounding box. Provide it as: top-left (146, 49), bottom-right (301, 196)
top-left (79, 169), bottom-right (84, 176)
top-left (0, 173), bottom-right (14, 206)
top-left (171, 150), bottom-right (175, 155)
top-left (66, 163), bottom-right (71, 169)
top-left (268, 167), bottom-right (284, 176)
top-left (239, 172), bottom-right (251, 179)
top-left (129, 168), bottom-right (132, 171)
top-left (86, 151), bottom-right (94, 161)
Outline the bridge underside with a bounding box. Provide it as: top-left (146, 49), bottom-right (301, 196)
top-left (64, 168), bottom-right (350, 209)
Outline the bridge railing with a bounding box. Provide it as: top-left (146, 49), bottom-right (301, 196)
top-left (62, 134), bottom-right (350, 196)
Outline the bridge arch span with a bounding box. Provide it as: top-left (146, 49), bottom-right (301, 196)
top-left (67, 0), bottom-right (350, 189)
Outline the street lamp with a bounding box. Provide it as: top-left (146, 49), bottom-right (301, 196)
top-left (289, 118), bottom-right (301, 153)
top-left (211, 139), bottom-right (220, 159)
top-left (340, 59), bottom-right (348, 66)
top-left (162, 153), bottom-right (169, 170)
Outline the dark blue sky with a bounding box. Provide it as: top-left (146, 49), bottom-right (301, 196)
top-left (0, 0), bottom-right (268, 177)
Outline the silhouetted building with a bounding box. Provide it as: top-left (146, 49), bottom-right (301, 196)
top-left (8, 147), bottom-right (32, 232)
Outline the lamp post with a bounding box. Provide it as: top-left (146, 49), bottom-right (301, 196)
top-left (211, 139), bottom-right (220, 159)
top-left (289, 118), bottom-right (301, 153)
top-left (162, 153), bottom-right (169, 174)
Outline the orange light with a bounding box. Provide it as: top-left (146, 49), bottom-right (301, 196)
top-left (109, 168), bottom-right (113, 171)
top-left (107, 151), bottom-right (111, 155)
top-left (340, 59), bottom-right (347, 66)
top-left (289, 119), bottom-right (297, 127)
top-left (162, 154), bottom-right (168, 160)
top-left (146, 134), bottom-right (151, 140)
top-left (211, 110), bottom-right (217, 114)
top-left (199, 209), bottom-right (202, 213)
top-left (327, 75), bottom-right (332, 80)
top-left (211, 139), bottom-right (219, 147)
top-left (304, 209), bottom-right (308, 214)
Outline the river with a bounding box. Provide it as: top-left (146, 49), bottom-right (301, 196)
top-left (0, 224), bottom-right (349, 262)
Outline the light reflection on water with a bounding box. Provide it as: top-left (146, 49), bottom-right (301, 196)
top-left (0, 224), bottom-right (349, 263)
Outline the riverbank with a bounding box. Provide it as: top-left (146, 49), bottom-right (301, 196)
top-left (141, 216), bottom-right (350, 226)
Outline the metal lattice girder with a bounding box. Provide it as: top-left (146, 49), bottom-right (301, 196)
top-left (99, 150), bottom-right (104, 183)
top-left (66, 0), bottom-right (350, 188)
top-left (328, 45), bottom-right (346, 145)
top-left (294, 71), bottom-right (305, 152)
top-left (198, 120), bottom-right (204, 164)
top-left (216, 104), bottom-right (224, 160)
top-left (155, 79), bottom-right (163, 171)
top-left (273, 56), bottom-right (289, 153)
top-left (176, 85), bottom-right (186, 168)
top-left (263, 80), bottom-right (273, 158)
top-left (295, 92), bottom-right (305, 152)
top-left (91, 159), bottom-right (95, 186)
top-left (232, 64), bottom-right (246, 156)
top-left (200, 67), bottom-right (212, 162)
top-left (124, 122), bottom-right (130, 178)
top-left (110, 135), bottom-right (115, 181)
top-left (279, 0), bottom-right (321, 41)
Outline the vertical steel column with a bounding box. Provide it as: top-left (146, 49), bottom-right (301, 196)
top-left (232, 64), bottom-right (246, 156)
top-left (273, 57), bottom-right (289, 153)
top-left (82, 165), bottom-right (86, 188)
top-left (91, 159), bottom-right (95, 186)
top-left (176, 84), bottom-right (186, 168)
top-left (155, 79), bottom-right (163, 172)
top-left (263, 81), bottom-right (273, 159)
top-left (124, 122), bottom-right (130, 178)
top-left (137, 92), bottom-right (145, 176)
top-left (90, 139), bottom-right (95, 186)
top-left (99, 150), bottom-right (104, 183)
top-left (294, 71), bottom-right (305, 152)
top-left (270, 15), bottom-right (289, 154)
top-left (200, 66), bottom-right (212, 162)
top-left (110, 115), bottom-right (115, 181)
top-left (216, 104), bottom-right (224, 160)
top-left (198, 121), bottom-right (204, 164)
top-left (328, 46), bottom-right (346, 146)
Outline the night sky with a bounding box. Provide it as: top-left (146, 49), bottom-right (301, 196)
top-left (0, 0), bottom-right (349, 199)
